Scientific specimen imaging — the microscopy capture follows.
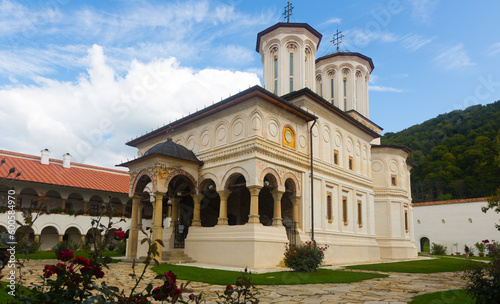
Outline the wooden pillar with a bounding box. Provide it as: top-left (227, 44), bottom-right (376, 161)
top-left (217, 190), bottom-right (231, 225)
top-left (61, 198), bottom-right (66, 209)
top-left (127, 195), bottom-right (140, 259)
top-left (293, 196), bottom-right (301, 228)
top-left (83, 200), bottom-right (88, 212)
top-left (169, 197), bottom-right (180, 227)
top-left (272, 190), bottom-right (284, 226)
top-left (247, 186), bottom-right (262, 224)
top-left (192, 194), bottom-right (203, 226)
top-left (152, 192), bottom-right (164, 259)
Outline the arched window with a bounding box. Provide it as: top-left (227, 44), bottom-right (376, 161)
top-left (274, 55), bottom-right (278, 94)
top-left (342, 68), bottom-right (350, 111)
top-left (327, 192), bottom-right (333, 222)
top-left (289, 53), bottom-right (294, 92)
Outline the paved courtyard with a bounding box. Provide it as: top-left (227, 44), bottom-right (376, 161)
top-left (11, 259), bottom-right (467, 303)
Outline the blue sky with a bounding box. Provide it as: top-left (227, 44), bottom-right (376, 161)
top-left (1, 0), bottom-right (499, 168)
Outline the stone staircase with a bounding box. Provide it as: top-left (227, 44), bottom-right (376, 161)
top-left (161, 249), bottom-right (195, 264)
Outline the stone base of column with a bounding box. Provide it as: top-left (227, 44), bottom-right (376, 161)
top-left (217, 217), bottom-right (228, 225)
top-left (272, 217), bottom-right (283, 226)
top-left (247, 214), bottom-right (260, 224)
top-left (191, 219), bottom-right (202, 226)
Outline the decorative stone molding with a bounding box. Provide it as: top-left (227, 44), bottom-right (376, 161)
top-left (342, 68), bottom-right (350, 75)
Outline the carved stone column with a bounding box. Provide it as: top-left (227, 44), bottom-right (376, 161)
top-left (293, 196), bottom-right (301, 228)
top-left (80, 234), bottom-right (86, 249)
top-left (192, 194), bottom-right (204, 226)
top-left (58, 234), bottom-right (64, 243)
top-left (137, 203), bottom-right (144, 230)
top-left (272, 190), bottom-right (284, 226)
top-left (217, 190), bottom-right (231, 225)
top-left (127, 195), bottom-right (140, 259)
top-left (169, 197), bottom-right (181, 227)
top-left (83, 200), bottom-right (88, 212)
top-left (152, 192), bottom-right (164, 258)
top-left (247, 186), bottom-right (262, 224)
top-left (61, 198), bottom-right (66, 209)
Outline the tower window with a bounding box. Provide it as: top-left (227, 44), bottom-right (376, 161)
top-left (334, 150), bottom-right (339, 165)
top-left (343, 78), bottom-right (347, 110)
top-left (348, 157), bottom-right (353, 170)
top-left (274, 56), bottom-right (278, 94)
top-left (391, 175), bottom-right (397, 186)
top-left (289, 53), bottom-right (294, 92)
top-left (405, 210), bottom-right (409, 232)
top-left (330, 78), bottom-right (334, 103)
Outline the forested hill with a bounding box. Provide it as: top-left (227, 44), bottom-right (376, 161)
top-left (381, 101), bottom-right (500, 203)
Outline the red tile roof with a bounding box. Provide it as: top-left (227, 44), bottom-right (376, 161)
top-left (0, 150), bottom-right (129, 194)
top-left (413, 197), bottom-right (488, 207)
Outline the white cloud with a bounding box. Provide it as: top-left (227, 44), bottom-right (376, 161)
top-left (400, 33), bottom-right (434, 52)
top-left (0, 45), bottom-right (260, 168)
top-left (434, 43), bottom-right (475, 70)
top-left (369, 85), bottom-right (403, 93)
top-left (346, 28), bottom-right (397, 48)
top-left (325, 17), bottom-right (341, 24)
top-left (409, 0), bottom-right (438, 24)
top-left (487, 42), bottom-right (500, 56)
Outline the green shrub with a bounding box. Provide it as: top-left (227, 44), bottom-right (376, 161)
top-left (284, 241), bottom-right (328, 272)
top-left (117, 240), bottom-right (126, 255)
top-left (463, 244), bottom-right (500, 303)
top-left (52, 241), bottom-right (68, 256)
top-left (17, 239), bottom-right (41, 255)
top-left (431, 242), bottom-right (447, 255)
top-left (67, 239), bottom-right (81, 251)
top-left (81, 243), bottom-right (91, 251)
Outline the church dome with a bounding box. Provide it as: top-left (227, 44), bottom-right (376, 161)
top-left (144, 139), bottom-right (203, 164)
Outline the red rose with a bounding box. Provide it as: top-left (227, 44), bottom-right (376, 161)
top-left (43, 265), bottom-right (55, 278)
top-left (226, 285), bottom-right (234, 291)
top-left (152, 285), bottom-right (169, 301)
top-left (164, 270), bottom-right (177, 284)
top-left (93, 266), bottom-right (105, 279)
top-left (57, 249), bottom-right (74, 262)
top-left (114, 230), bottom-right (126, 240)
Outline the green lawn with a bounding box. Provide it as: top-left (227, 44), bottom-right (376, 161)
top-left (0, 282), bottom-right (30, 303)
top-left (346, 257), bottom-right (484, 273)
top-left (152, 264), bottom-right (387, 285)
top-left (15, 250), bottom-right (124, 260)
top-left (409, 289), bottom-right (474, 304)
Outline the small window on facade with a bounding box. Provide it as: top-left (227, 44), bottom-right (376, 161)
top-left (90, 204), bottom-right (99, 213)
top-left (405, 211), bottom-right (409, 232)
top-left (391, 175), bottom-right (397, 186)
top-left (342, 196), bottom-right (348, 225)
top-left (31, 201), bottom-right (38, 209)
top-left (348, 157), bottom-right (353, 170)
top-left (357, 200), bottom-right (363, 227)
top-left (327, 192), bottom-right (333, 222)
top-left (334, 150), bottom-right (339, 165)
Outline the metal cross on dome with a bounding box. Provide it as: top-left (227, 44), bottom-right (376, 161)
top-left (283, 0), bottom-right (294, 23)
top-left (331, 27), bottom-right (345, 51)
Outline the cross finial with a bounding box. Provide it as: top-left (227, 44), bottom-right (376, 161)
top-left (283, 0), bottom-right (294, 23)
top-left (331, 27), bottom-right (345, 52)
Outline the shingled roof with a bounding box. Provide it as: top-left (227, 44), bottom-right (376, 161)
top-left (0, 150), bottom-right (129, 194)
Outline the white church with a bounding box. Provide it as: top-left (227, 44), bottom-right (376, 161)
top-left (118, 20), bottom-right (418, 268)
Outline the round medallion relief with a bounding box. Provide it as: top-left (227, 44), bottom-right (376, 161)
top-left (323, 129), bottom-right (330, 142)
top-left (312, 125), bottom-right (318, 137)
top-left (217, 127), bottom-right (226, 141)
top-left (347, 141), bottom-right (352, 152)
top-left (355, 145), bottom-right (361, 156)
top-left (269, 121), bottom-right (278, 137)
top-left (201, 133), bottom-right (210, 146)
top-left (285, 129), bottom-right (293, 143)
top-left (233, 121), bottom-right (243, 136)
top-left (299, 135), bottom-right (306, 148)
top-left (372, 161), bottom-right (382, 172)
top-left (335, 134), bottom-right (341, 147)
top-left (187, 138), bottom-right (195, 150)
top-left (251, 116), bottom-right (262, 130)
top-left (390, 162), bottom-right (398, 172)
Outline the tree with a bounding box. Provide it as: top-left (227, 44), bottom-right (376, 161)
top-left (482, 187), bottom-right (500, 231)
